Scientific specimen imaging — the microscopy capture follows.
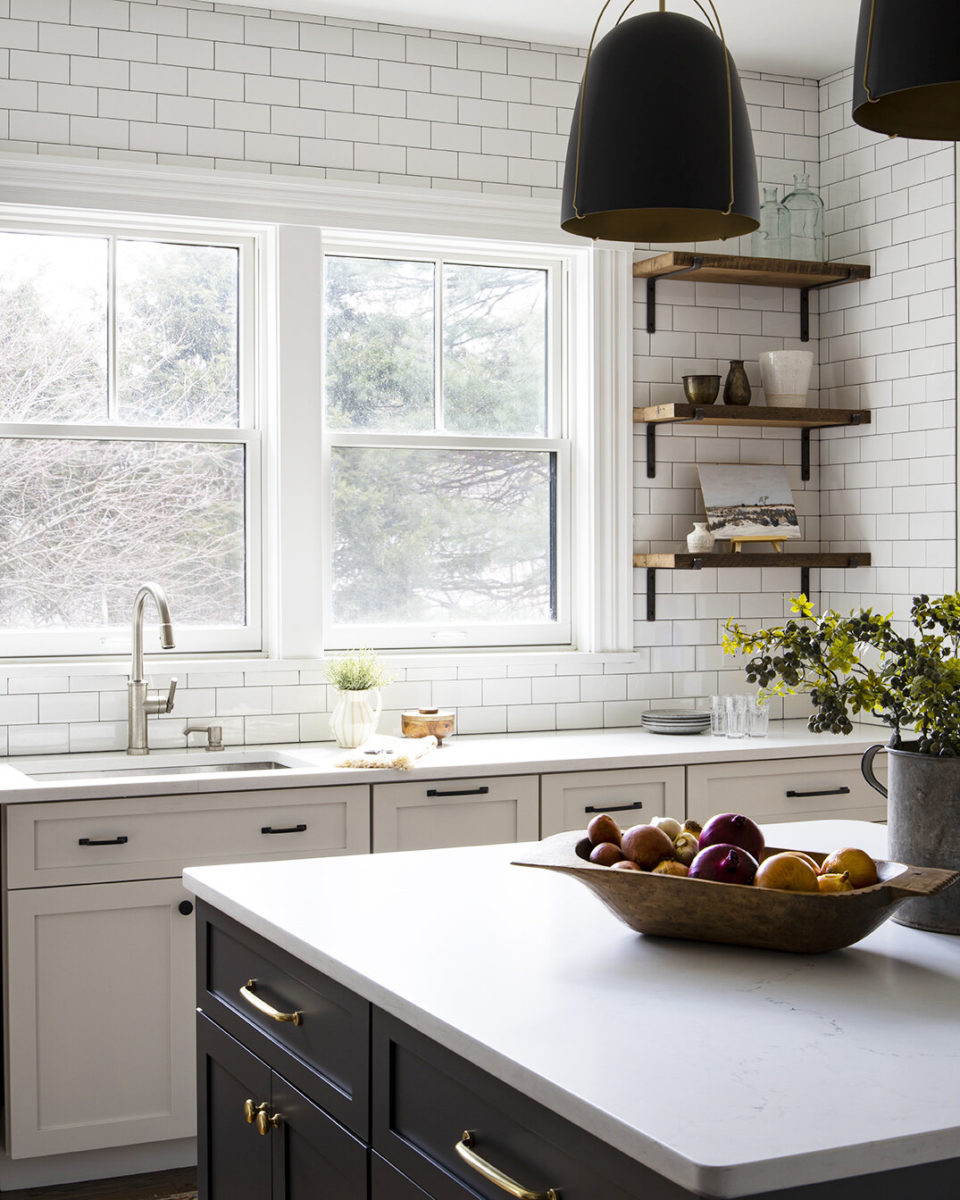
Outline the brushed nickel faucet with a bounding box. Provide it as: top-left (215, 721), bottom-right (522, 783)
top-left (127, 582), bottom-right (177, 755)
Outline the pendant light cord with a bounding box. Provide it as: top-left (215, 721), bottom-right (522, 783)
top-left (572, 0), bottom-right (737, 226)
top-left (862, 0), bottom-right (879, 102)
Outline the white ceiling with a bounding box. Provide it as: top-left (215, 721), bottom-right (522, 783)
top-left (242, 1), bottom-right (861, 79)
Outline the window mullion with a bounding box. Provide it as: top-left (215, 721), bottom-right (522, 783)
top-left (107, 234), bottom-right (118, 421)
top-left (434, 256), bottom-right (443, 431)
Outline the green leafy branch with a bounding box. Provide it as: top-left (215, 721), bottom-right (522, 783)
top-left (722, 593), bottom-right (960, 756)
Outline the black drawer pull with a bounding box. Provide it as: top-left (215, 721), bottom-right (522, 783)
top-left (178, 900), bottom-right (194, 916)
top-left (785, 786), bottom-right (851, 798)
top-left (261, 824), bottom-right (308, 835)
top-left (584, 801), bottom-right (643, 813)
top-left (78, 836), bottom-right (128, 846)
top-left (426, 786), bottom-right (490, 797)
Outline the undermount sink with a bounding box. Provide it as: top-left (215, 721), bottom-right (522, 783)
top-left (22, 750), bottom-right (317, 783)
top-left (28, 760), bottom-right (292, 781)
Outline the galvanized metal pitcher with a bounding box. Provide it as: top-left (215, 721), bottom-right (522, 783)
top-left (862, 743), bottom-right (960, 934)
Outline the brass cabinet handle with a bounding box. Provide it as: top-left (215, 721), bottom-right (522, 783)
top-left (455, 1131), bottom-right (559, 1200)
top-left (239, 979), bottom-right (302, 1026)
top-left (256, 1107), bottom-right (281, 1136)
top-left (242, 1099), bottom-right (281, 1135)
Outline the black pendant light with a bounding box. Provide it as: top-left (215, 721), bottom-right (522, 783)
top-left (853, 0), bottom-right (960, 140)
top-left (560, 1), bottom-right (759, 243)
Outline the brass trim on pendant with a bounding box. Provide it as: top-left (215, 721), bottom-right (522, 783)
top-left (571, 0), bottom-right (737, 229)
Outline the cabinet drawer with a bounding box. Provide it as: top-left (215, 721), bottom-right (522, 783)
top-left (540, 767), bottom-right (684, 837)
top-left (686, 755), bottom-right (888, 825)
top-left (197, 903), bottom-right (369, 1140)
top-left (372, 774), bottom-right (539, 852)
top-left (4, 785), bottom-right (370, 888)
top-left (371, 1010), bottom-right (686, 1200)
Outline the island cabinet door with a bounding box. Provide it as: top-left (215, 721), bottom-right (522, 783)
top-left (372, 775), bottom-right (539, 852)
top-left (5, 877), bottom-right (196, 1159)
top-left (371, 1011), bottom-right (690, 1200)
top-left (198, 1014), bottom-right (367, 1200)
top-left (198, 1013), bottom-right (273, 1200)
top-left (540, 766), bottom-right (685, 837)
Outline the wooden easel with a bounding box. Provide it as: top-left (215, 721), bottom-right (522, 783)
top-left (730, 536), bottom-right (789, 554)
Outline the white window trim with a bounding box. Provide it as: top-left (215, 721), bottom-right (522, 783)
top-left (0, 155), bottom-right (635, 658)
top-left (0, 209), bottom-right (264, 658)
top-left (320, 235), bottom-right (570, 650)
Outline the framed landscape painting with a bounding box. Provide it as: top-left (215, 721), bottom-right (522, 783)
top-left (697, 464), bottom-right (800, 542)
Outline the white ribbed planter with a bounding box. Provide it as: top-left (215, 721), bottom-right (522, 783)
top-left (329, 689), bottom-right (382, 748)
top-left (759, 350), bottom-right (814, 407)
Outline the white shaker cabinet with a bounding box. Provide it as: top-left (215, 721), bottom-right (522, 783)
top-left (540, 767), bottom-right (684, 837)
top-left (372, 774), bottom-right (539, 852)
top-left (1, 784), bottom-right (370, 1161)
top-left (5, 877), bottom-right (197, 1158)
top-left (685, 755), bottom-right (887, 826)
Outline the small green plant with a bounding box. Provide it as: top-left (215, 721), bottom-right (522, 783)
top-left (722, 593), bottom-right (960, 756)
top-left (324, 649), bottom-right (394, 692)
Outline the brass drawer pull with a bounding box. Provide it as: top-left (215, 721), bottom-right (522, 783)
top-left (455, 1131), bottom-right (559, 1200)
top-left (239, 979), bottom-right (302, 1026)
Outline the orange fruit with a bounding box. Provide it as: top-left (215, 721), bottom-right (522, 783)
top-left (819, 847), bottom-right (878, 889)
top-left (754, 852), bottom-right (820, 893)
top-left (817, 871), bottom-right (854, 893)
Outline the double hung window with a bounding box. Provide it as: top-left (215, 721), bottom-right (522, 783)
top-left (0, 221), bottom-right (259, 657)
top-left (322, 240), bottom-right (569, 649)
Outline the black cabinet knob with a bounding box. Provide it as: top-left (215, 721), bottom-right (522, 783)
top-left (178, 900), bottom-right (194, 916)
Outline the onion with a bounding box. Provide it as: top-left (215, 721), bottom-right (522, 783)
top-left (688, 843), bottom-right (759, 885)
top-left (698, 813), bottom-right (764, 860)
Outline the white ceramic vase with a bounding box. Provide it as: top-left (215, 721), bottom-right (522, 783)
top-left (686, 522), bottom-right (715, 553)
top-left (759, 350), bottom-right (814, 407)
top-left (329, 688), bottom-right (382, 748)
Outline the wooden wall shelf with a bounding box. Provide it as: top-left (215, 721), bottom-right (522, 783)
top-left (634, 251), bottom-right (871, 342)
top-left (635, 552), bottom-right (872, 621)
top-left (635, 404), bottom-right (871, 481)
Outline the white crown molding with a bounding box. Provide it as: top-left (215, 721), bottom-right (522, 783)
top-left (0, 152), bottom-right (579, 247)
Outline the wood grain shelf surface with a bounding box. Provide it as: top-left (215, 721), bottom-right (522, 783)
top-left (634, 552), bottom-right (872, 569)
top-left (634, 403), bottom-right (871, 429)
top-left (632, 251), bottom-right (871, 289)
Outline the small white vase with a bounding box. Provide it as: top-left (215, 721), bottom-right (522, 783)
top-left (686, 522), bottom-right (715, 553)
top-left (329, 688), bottom-right (382, 748)
top-left (759, 350), bottom-right (814, 407)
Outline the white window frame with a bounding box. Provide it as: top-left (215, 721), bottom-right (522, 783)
top-left (320, 233), bottom-right (571, 650)
top-left (0, 158), bottom-right (635, 661)
top-left (0, 210), bottom-right (264, 658)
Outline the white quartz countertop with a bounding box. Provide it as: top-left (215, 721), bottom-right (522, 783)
top-left (184, 819), bottom-right (960, 1199)
top-left (0, 721), bottom-right (888, 803)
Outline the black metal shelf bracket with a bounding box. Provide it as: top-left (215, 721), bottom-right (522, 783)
top-left (801, 565), bottom-right (811, 598)
top-left (645, 257), bottom-right (704, 334)
top-left (646, 568), bottom-right (657, 621)
top-left (801, 427), bottom-right (811, 481)
top-left (800, 288), bottom-right (811, 342)
top-left (646, 408), bottom-right (706, 479)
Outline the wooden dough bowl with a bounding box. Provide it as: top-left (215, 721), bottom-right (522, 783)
top-left (513, 831), bottom-right (959, 954)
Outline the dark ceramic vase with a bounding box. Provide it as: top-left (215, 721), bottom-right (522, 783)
top-left (723, 359), bottom-right (751, 406)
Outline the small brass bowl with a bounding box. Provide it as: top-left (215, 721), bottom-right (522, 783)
top-left (682, 374), bottom-right (721, 405)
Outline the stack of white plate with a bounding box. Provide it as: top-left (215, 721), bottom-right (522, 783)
top-left (640, 709), bottom-right (711, 735)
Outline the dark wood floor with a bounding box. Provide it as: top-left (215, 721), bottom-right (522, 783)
top-left (0, 1166), bottom-right (197, 1200)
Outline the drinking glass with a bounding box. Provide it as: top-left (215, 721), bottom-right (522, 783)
top-left (724, 694), bottom-right (748, 738)
top-left (747, 697), bottom-right (770, 738)
top-left (710, 694), bottom-right (727, 736)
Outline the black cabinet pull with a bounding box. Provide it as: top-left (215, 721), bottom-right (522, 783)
top-left (261, 824), bottom-right (307, 835)
top-left (785, 786), bottom-right (851, 798)
top-left (584, 801), bottom-right (643, 814)
top-left (426, 786), bottom-right (490, 797)
top-left (78, 835), bottom-right (128, 846)
top-left (178, 900), bottom-right (194, 916)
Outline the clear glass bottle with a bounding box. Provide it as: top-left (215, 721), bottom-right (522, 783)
top-left (782, 173), bottom-right (825, 262)
top-left (750, 186), bottom-right (789, 258)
